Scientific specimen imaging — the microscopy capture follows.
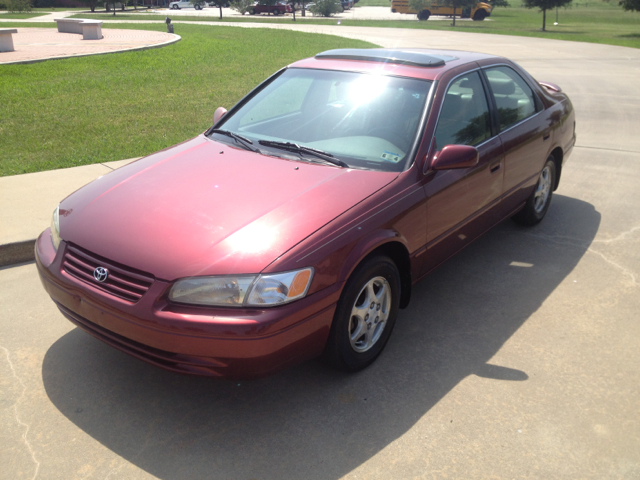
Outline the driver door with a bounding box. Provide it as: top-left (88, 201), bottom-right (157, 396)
top-left (422, 70), bottom-right (504, 274)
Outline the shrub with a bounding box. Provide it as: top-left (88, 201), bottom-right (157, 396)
top-left (8, 0), bottom-right (33, 12)
top-left (309, 0), bottom-right (340, 16)
top-left (229, 0), bottom-right (254, 14)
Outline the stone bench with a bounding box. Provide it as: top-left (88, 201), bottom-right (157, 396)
top-left (0, 28), bottom-right (17, 53)
top-left (55, 19), bottom-right (103, 40)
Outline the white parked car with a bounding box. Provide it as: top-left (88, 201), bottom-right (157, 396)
top-left (169, 0), bottom-right (204, 9)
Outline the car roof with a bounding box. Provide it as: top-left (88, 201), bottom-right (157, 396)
top-left (289, 48), bottom-right (501, 81)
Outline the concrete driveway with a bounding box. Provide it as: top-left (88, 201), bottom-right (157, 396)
top-left (1, 27), bottom-right (639, 479)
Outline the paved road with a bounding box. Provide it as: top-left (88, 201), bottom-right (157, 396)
top-left (2, 26), bottom-right (639, 479)
top-left (0, 6), bottom-right (473, 21)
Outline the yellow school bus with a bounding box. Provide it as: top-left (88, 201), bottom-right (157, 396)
top-left (391, 0), bottom-right (492, 21)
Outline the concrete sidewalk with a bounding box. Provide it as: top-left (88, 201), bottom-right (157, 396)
top-left (0, 27), bottom-right (180, 65)
top-left (0, 158), bottom-right (137, 267)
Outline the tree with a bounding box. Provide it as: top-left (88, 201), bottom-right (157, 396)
top-left (448, 0), bottom-right (477, 26)
top-left (308, 0), bottom-right (341, 16)
top-left (523, 0), bottom-right (572, 31)
top-left (619, 0), bottom-right (640, 11)
top-left (205, 0), bottom-right (224, 18)
top-left (489, 0), bottom-right (509, 7)
top-left (287, 0), bottom-right (296, 19)
top-left (229, 0), bottom-right (253, 14)
top-left (81, 0), bottom-right (102, 12)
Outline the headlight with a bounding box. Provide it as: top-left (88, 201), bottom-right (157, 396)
top-left (169, 276), bottom-right (256, 306)
top-left (51, 205), bottom-right (61, 251)
top-left (169, 268), bottom-right (314, 307)
top-left (246, 269), bottom-right (313, 306)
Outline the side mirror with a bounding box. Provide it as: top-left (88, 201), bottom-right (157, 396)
top-left (213, 107), bottom-right (227, 125)
top-left (431, 145), bottom-right (479, 170)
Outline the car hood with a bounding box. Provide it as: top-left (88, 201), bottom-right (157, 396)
top-left (59, 135), bottom-right (398, 280)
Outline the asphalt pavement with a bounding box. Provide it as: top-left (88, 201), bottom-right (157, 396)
top-left (1, 22), bottom-right (639, 480)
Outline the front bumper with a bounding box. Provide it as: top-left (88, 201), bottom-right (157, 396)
top-left (35, 230), bottom-right (341, 378)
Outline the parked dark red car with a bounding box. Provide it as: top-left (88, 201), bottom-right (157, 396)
top-left (250, 0), bottom-right (292, 15)
top-left (36, 49), bottom-right (575, 379)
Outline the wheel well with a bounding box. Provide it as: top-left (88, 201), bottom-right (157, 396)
top-left (361, 241), bottom-right (412, 309)
top-left (550, 147), bottom-right (563, 191)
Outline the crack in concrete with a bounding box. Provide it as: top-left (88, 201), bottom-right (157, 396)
top-left (523, 227), bottom-right (639, 288)
top-left (593, 226), bottom-right (640, 245)
top-left (574, 145), bottom-right (640, 155)
top-left (1, 346), bottom-right (41, 480)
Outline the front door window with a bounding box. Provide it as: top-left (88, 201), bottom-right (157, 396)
top-left (434, 71), bottom-right (492, 150)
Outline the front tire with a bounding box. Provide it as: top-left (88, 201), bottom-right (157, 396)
top-left (323, 256), bottom-right (400, 372)
top-left (512, 156), bottom-right (556, 226)
top-left (418, 9), bottom-right (430, 21)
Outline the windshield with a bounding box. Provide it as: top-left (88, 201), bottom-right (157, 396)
top-left (211, 68), bottom-right (433, 171)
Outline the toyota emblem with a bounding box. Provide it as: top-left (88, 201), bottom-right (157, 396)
top-left (93, 266), bottom-right (109, 283)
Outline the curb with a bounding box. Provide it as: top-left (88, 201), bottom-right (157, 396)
top-left (0, 240), bottom-right (36, 267)
top-left (0, 33), bottom-right (181, 66)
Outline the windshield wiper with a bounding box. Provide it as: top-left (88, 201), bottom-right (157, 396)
top-left (211, 129), bottom-right (259, 152)
top-left (258, 140), bottom-right (349, 168)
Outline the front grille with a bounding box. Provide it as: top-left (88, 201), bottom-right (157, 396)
top-left (62, 244), bottom-right (154, 302)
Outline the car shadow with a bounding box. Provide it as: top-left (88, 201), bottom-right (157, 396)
top-left (42, 194), bottom-right (599, 479)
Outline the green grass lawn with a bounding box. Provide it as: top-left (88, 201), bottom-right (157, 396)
top-left (30, 7), bottom-right (89, 10)
top-left (0, 12), bottom-right (49, 18)
top-left (71, 3), bottom-right (640, 48)
top-left (0, 23), bottom-right (374, 176)
top-left (355, 0), bottom-right (390, 6)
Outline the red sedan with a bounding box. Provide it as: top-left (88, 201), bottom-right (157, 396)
top-left (250, 1), bottom-right (292, 15)
top-left (36, 49), bottom-right (575, 378)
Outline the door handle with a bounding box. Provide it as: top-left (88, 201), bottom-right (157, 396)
top-left (490, 163), bottom-right (501, 173)
top-left (543, 129), bottom-right (551, 141)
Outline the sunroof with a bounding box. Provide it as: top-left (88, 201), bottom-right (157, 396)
top-left (315, 49), bottom-right (456, 67)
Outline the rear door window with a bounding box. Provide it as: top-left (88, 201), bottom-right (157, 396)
top-left (485, 66), bottom-right (538, 131)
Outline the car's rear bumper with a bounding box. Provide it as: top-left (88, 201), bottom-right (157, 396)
top-left (36, 230), bottom-right (341, 379)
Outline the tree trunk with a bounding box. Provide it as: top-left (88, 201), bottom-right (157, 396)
top-left (452, 7), bottom-right (456, 26)
top-left (219, 5), bottom-right (222, 19)
top-left (302, 1), bottom-right (305, 16)
top-left (292, 4), bottom-right (295, 20)
top-left (113, 1), bottom-right (116, 15)
top-left (542, 7), bottom-right (546, 31)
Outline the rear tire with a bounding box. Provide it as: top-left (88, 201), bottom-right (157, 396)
top-left (323, 256), bottom-right (400, 372)
top-left (272, 8), bottom-right (279, 15)
top-left (512, 156), bottom-right (556, 226)
top-left (418, 9), bottom-right (430, 21)
top-left (473, 9), bottom-right (486, 21)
